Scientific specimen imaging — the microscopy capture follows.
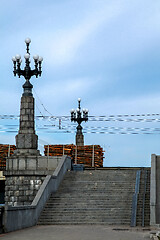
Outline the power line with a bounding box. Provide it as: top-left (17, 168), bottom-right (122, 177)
top-left (1, 125), bottom-right (160, 135)
top-left (1, 115), bottom-right (160, 123)
top-left (1, 123), bottom-right (160, 131)
top-left (33, 88), bottom-right (53, 116)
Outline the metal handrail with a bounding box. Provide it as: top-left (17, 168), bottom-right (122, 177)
top-left (142, 170), bottom-right (147, 227)
top-left (131, 170), bottom-right (141, 227)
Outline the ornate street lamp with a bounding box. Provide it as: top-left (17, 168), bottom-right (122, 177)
top-left (11, 38), bottom-right (43, 156)
top-left (70, 98), bottom-right (89, 146)
top-left (12, 38), bottom-right (43, 96)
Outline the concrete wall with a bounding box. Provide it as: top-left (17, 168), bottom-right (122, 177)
top-left (150, 154), bottom-right (160, 225)
top-left (4, 155), bottom-right (71, 232)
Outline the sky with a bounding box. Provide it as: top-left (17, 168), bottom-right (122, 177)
top-left (1, 0), bottom-right (160, 167)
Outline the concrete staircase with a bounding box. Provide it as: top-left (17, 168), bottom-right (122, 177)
top-left (38, 169), bottom-right (143, 225)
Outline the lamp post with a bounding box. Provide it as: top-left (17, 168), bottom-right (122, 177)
top-left (12, 38), bottom-right (43, 96)
top-left (70, 98), bottom-right (89, 146)
top-left (11, 38), bottom-right (43, 156)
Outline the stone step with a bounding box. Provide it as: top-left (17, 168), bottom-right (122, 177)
top-left (39, 214), bottom-right (132, 219)
top-left (64, 177), bottom-right (137, 180)
top-left (45, 202), bottom-right (132, 207)
top-left (45, 202), bottom-right (133, 207)
top-left (41, 207), bottom-right (132, 212)
top-left (58, 187), bottom-right (135, 191)
top-left (53, 190), bottom-right (134, 194)
top-left (59, 180), bottom-right (135, 183)
top-left (38, 169), bottom-right (150, 226)
top-left (51, 191), bottom-right (134, 195)
top-left (61, 185), bottom-right (135, 188)
top-left (54, 193), bottom-right (134, 196)
top-left (44, 206), bottom-right (132, 210)
top-left (52, 190), bottom-right (135, 194)
top-left (40, 214), bottom-right (131, 219)
top-left (43, 208), bottom-right (132, 212)
top-left (64, 175), bottom-right (138, 178)
top-left (38, 220), bottom-right (131, 225)
top-left (48, 197), bottom-right (133, 202)
top-left (46, 201), bottom-right (133, 205)
top-left (40, 215), bottom-right (132, 220)
top-left (49, 198), bottom-right (133, 203)
top-left (39, 217), bottom-right (131, 222)
top-left (58, 185), bottom-right (135, 188)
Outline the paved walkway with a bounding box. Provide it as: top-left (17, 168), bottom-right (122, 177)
top-left (0, 225), bottom-right (152, 240)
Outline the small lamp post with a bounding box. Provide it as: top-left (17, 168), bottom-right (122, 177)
top-left (70, 98), bottom-right (89, 146)
top-left (12, 38), bottom-right (43, 96)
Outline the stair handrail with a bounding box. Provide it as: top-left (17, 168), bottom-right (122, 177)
top-left (142, 169), bottom-right (147, 227)
top-left (131, 170), bottom-right (141, 227)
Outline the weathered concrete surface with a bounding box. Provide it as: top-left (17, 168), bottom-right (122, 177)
top-left (0, 225), bottom-right (151, 240)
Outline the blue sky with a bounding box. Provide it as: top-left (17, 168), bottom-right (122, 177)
top-left (1, 0), bottom-right (160, 166)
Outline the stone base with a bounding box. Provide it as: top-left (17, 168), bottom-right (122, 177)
top-left (6, 155), bottom-right (62, 171)
top-left (5, 174), bottom-right (46, 206)
top-left (13, 149), bottom-right (40, 157)
top-left (16, 133), bottom-right (38, 150)
top-left (4, 155), bottom-right (63, 207)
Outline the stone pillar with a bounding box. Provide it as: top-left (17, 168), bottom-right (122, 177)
top-left (76, 133), bottom-right (84, 146)
top-left (14, 95), bottom-right (40, 156)
top-left (76, 125), bottom-right (84, 146)
top-left (4, 92), bottom-right (58, 206)
top-left (4, 93), bottom-right (43, 206)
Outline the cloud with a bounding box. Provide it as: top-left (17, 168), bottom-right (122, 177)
top-left (33, 76), bottom-right (96, 116)
top-left (2, 0), bottom-right (160, 69)
top-left (0, 90), bottom-right (20, 115)
top-left (37, 1), bottom-right (126, 66)
top-left (88, 93), bottom-right (160, 116)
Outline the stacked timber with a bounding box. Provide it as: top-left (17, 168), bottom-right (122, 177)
top-left (0, 144), bottom-right (16, 169)
top-left (44, 144), bottom-right (74, 161)
top-left (73, 145), bottom-right (104, 167)
top-left (44, 144), bottom-right (104, 167)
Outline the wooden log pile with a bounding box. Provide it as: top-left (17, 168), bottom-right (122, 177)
top-left (44, 144), bottom-right (75, 161)
top-left (44, 144), bottom-right (104, 168)
top-left (0, 144), bottom-right (16, 170)
top-left (73, 145), bottom-right (104, 167)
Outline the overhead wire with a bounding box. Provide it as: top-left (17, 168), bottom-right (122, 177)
top-left (1, 90), bottom-right (160, 134)
top-left (1, 114), bottom-right (160, 123)
top-left (33, 88), bottom-right (58, 129)
top-left (1, 123), bottom-right (160, 134)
